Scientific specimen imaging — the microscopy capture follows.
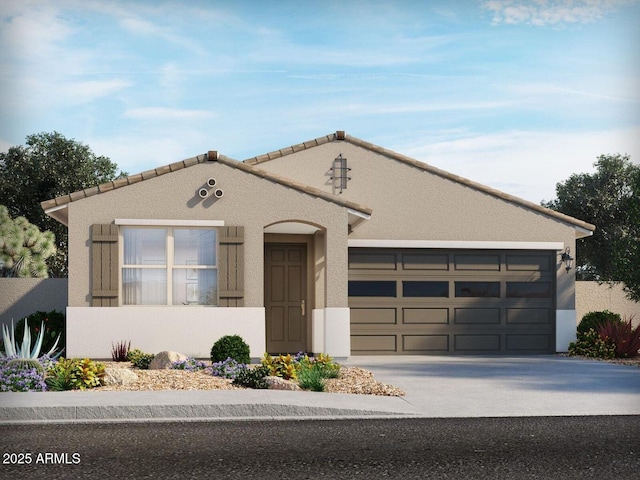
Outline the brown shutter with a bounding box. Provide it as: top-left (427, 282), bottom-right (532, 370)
top-left (91, 224), bottom-right (119, 306)
top-left (218, 226), bottom-right (244, 307)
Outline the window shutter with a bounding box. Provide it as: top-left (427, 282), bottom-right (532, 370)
top-left (219, 226), bottom-right (244, 307)
top-left (91, 224), bottom-right (119, 307)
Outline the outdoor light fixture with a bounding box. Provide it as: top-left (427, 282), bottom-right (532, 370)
top-left (561, 247), bottom-right (574, 272)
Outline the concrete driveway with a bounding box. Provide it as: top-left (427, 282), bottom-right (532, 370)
top-left (344, 355), bottom-right (640, 417)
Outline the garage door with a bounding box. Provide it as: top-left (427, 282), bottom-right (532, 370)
top-left (349, 249), bottom-right (555, 355)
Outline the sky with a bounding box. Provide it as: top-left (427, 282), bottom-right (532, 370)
top-left (1, 0), bottom-right (639, 204)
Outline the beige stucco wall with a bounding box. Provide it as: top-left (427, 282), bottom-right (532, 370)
top-left (66, 159), bottom-right (350, 309)
top-left (0, 278), bottom-right (68, 330)
top-left (253, 141), bottom-right (580, 311)
top-left (576, 281), bottom-right (639, 326)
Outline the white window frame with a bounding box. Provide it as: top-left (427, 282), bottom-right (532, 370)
top-left (119, 225), bottom-right (219, 306)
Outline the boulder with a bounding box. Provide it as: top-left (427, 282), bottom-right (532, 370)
top-left (102, 368), bottom-right (139, 386)
top-left (264, 376), bottom-right (302, 391)
top-left (149, 351), bottom-right (189, 370)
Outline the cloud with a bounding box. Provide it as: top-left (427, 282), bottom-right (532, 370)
top-left (118, 17), bottom-right (207, 56)
top-left (396, 126), bottom-right (640, 202)
top-left (123, 108), bottom-right (215, 121)
top-left (481, 0), bottom-right (629, 26)
top-left (61, 80), bottom-right (131, 104)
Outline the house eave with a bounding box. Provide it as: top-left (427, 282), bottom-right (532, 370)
top-left (43, 204), bottom-right (69, 226)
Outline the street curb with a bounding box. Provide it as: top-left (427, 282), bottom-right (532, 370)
top-left (0, 404), bottom-right (414, 424)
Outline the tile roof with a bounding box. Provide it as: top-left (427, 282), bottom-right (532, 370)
top-left (40, 130), bottom-right (594, 233)
top-left (244, 131), bottom-right (596, 233)
top-left (40, 149), bottom-right (372, 217)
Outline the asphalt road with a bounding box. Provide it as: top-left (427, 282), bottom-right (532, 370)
top-left (1, 416), bottom-right (639, 479)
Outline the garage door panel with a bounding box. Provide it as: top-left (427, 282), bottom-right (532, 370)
top-left (506, 254), bottom-right (552, 271)
top-left (403, 308), bottom-right (449, 324)
top-left (454, 334), bottom-right (501, 352)
top-left (351, 308), bottom-right (397, 325)
top-left (351, 335), bottom-right (397, 352)
top-left (454, 308), bottom-right (501, 324)
top-left (402, 253), bottom-right (449, 270)
top-left (506, 308), bottom-right (552, 325)
top-left (506, 334), bottom-right (552, 351)
top-left (349, 249), bottom-right (555, 355)
top-left (349, 252), bottom-right (397, 270)
top-left (454, 254), bottom-right (501, 271)
top-left (403, 335), bottom-right (449, 352)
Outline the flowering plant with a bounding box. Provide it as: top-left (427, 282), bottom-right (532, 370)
top-left (210, 357), bottom-right (246, 379)
top-left (170, 357), bottom-right (208, 372)
top-left (0, 356), bottom-right (48, 392)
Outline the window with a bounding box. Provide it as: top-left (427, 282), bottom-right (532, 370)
top-left (506, 282), bottom-right (551, 298)
top-left (122, 227), bottom-right (217, 305)
top-left (455, 281), bottom-right (500, 298)
top-left (403, 281), bottom-right (449, 297)
top-left (348, 281), bottom-right (397, 297)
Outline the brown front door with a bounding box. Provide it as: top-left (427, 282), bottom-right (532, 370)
top-left (265, 244), bottom-right (307, 354)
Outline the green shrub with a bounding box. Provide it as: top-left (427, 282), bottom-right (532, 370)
top-left (233, 365), bottom-right (270, 389)
top-left (568, 329), bottom-right (616, 359)
top-left (14, 311), bottom-right (65, 358)
top-left (210, 335), bottom-right (250, 364)
top-left (297, 363), bottom-right (326, 392)
top-left (45, 358), bottom-right (105, 391)
top-left (307, 353), bottom-right (340, 379)
top-left (578, 310), bottom-right (622, 335)
top-left (127, 349), bottom-right (155, 370)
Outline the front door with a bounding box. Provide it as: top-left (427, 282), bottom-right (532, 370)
top-left (265, 244), bottom-right (307, 354)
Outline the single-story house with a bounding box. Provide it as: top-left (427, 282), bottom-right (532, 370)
top-left (41, 131), bottom-right (595, 359)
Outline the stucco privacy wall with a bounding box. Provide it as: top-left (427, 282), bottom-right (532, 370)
top-left (66, 307), bottom-right (265, 359)
top-left (576, 282), bottom-right (639, 326)
top-left (249, 140), bottom-right (579, 310)
top-left (65, 158), bottom-right (350, 309)
top-left (0, 278), bottom-right (67, 330)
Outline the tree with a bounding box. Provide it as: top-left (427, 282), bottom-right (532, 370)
top-left (0, 132), bottom-right (126, 277)
top-left (0, 205), bottom-right (56, 278)
top-left (543, 154), bottom-right (640, 301)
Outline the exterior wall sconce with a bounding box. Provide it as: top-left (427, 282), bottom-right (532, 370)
top-left (561, 247), bottom-right (574, 272)
top-left (330, 154), bottom-right (351, 194)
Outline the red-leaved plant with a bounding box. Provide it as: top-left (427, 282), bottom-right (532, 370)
top-left (596, 316), bottom-right (640, 358)
top-left (111, 340), bottom-right (131, 362)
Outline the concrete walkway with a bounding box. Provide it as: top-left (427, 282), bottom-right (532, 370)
top-left (1, 356), bottom-right (638, 423)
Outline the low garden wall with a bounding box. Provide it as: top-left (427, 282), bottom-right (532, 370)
top-left (0, 278), bottom-right (68, 330)
top-left (576, 281), bottom-right (639, 325)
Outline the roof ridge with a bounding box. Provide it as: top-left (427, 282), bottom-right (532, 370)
top-left (243, 130), bottom-right (595, 233)
top-left (215, 153), bottom-right (371, 215)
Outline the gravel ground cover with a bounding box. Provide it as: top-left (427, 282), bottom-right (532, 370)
top-left (96, 361), bottom-right (406, 396)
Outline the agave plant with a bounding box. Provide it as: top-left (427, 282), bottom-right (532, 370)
top-left (1, 319), bottom-right (62, 359)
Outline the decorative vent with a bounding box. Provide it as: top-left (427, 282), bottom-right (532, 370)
top-left (330, 154), bottom-right (350, 194)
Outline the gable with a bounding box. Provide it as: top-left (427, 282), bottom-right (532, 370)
top-left (244, 131), bottom-right (595, 240)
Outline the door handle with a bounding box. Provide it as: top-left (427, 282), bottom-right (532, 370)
top-left (301, 300), bottom-right (306, 317)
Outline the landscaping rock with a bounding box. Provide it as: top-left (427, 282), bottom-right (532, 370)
top-left (102, 368), bottom-right (139, 386)
top-left (265, 376), bottom-right (302, 391)
top-left (149, 351), bottom-right (189, 370)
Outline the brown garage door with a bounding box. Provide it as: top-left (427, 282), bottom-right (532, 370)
top-left (349, 249), bottom-right (556, 355)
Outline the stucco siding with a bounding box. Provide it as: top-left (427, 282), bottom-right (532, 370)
top-left (66, 160), bottom-right (350, 309)
top-left (252, 141), bottom-right (579, 312)
top-left (576, 282), bottom-right (639, 326)
top-left (252, 141), bottom-right (576, 243)
top-left (0, 278), bottom-right (68, 330)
